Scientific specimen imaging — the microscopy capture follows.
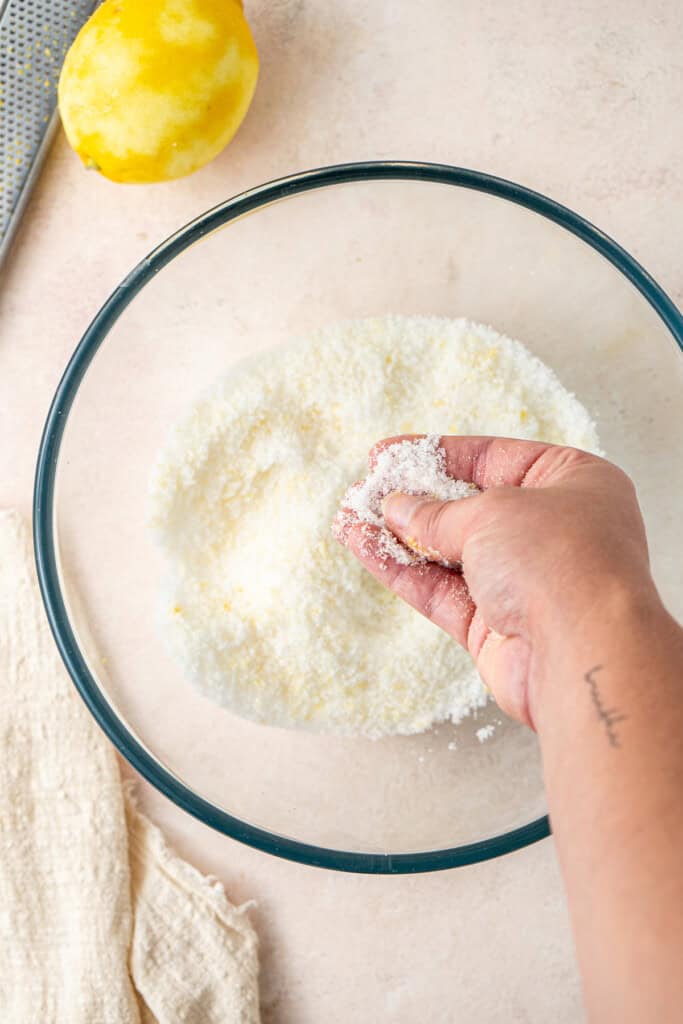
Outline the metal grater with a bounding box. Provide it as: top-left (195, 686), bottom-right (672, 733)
top-left (0, 0), bottom-right (97, 265)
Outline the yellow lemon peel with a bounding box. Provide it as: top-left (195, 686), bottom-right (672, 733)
top-left (58, 0), bottom-right (258, 183)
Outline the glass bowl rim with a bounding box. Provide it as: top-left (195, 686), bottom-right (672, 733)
top-left (33, 160), bottom-right (683, 874)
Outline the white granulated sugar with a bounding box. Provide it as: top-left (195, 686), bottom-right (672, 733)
top-left (337, 434), bottom-right (478, 565)
top-left (148, 315), bottom-right (600, 738)
top-left (476, 724), bottom-right (496, 743)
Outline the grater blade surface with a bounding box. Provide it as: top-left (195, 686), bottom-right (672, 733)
top-left (0, 0), bottom-right (97, 265)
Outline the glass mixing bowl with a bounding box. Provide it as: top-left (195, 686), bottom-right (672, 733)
top-left (34, 163), bottom-right (683, 873)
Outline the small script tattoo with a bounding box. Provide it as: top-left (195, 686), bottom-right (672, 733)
top-left (583, 665), bottom-right (627, 748)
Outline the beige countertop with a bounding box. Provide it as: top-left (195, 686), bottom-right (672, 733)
top-left (1, 2), bottom-right (681, 1021)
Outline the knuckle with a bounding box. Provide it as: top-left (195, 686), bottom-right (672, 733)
top-left (611, 463), bottom-right (637, 495)
top-left (528, 445), bottom-right (596, 485)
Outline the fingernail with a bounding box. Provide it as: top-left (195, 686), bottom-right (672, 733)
top-left (382, 492), bottom-right (424, 532)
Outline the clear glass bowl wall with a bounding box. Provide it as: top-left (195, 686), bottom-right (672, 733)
top-left (35, 165), bottom-right (683, 871)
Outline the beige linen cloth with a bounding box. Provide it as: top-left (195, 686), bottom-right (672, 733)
top-left (0, 510), bottom-right (260, 1023)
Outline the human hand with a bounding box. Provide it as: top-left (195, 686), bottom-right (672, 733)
top-left (336, 436), bottom-right (656, 728)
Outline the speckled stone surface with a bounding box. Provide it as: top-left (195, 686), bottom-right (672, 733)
top-left (1, 3), bottom-right (681, 1021)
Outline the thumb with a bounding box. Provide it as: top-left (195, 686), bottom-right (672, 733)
top-left (382, 491), bottom-right (477, 565)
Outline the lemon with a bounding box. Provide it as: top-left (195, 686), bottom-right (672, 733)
top-left (58, 0), bottom-right (258, 183)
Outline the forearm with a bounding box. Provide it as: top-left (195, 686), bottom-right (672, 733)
top-left (363, 438), bottom-right (682, 1017)
top-left (533, 584), bottom-right (683, 1023)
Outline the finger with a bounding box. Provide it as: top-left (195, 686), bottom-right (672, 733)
top-left (477, 631), bottom-right (533, 729)
top-left (368, 434), bottom-right (425, 469)
top-left (439, 436), bottom-right (556, 488)
top-left (331, 495), bottom-right (364, 545)
top-left (345, 522), bottom-right (475, 649)
top-left (382, 492), bottom-right (482, 566)
top-left (370, 434), bottom-right (554, 488)
top-left (465, 607), bottom-right (532, 723)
